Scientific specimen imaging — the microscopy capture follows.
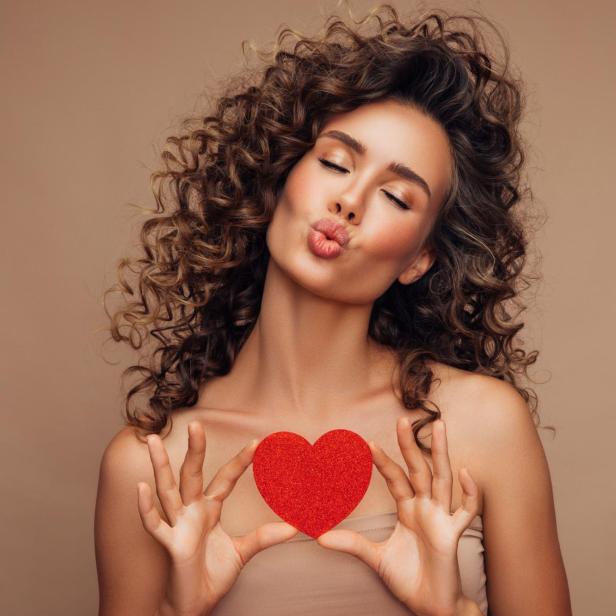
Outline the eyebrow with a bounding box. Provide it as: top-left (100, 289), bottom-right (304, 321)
top-left (319, 129), bottom-right (433, 200)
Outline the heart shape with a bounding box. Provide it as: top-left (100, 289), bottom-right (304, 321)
top-left (252, 429), bottom-right (373, 538)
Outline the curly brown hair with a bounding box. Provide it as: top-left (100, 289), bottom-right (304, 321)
top-left (103, 3), bottom-right (552, 453)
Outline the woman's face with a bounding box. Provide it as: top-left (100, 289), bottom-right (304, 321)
top-left (266, 99), bottom-right (453, 304)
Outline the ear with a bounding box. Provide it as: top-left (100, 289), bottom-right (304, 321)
top-left (398, 244), bottom-right (436, 286)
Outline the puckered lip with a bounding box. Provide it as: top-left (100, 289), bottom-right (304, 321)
top-left (310, 218), bottom-right (350, 247)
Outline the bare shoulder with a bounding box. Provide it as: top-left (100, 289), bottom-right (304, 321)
top-left (99, 419), bottom-right (191, 476)
top-left (427, 363), bottom-right (541, 497)
top-left (429, 361), bottom-right (535, 431)
top-left (461, 373), bottom-right (547, 489)
top-left (95, 425), bottom-right (170, 615)
top-left (438, 373), bottom-right (571, 613)
top-left (100, 424), bottom-right (150, 469)
top-left (440, 368), bottom-right (550, 515)
top-left (97, 424), bottom-right (164, 499)
top-left (451, 369), bottom-right (540, 448)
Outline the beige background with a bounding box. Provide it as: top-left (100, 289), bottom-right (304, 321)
top-left (1, 0), bottom-right (614, 614)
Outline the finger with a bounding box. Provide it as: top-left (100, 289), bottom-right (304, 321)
top-left (431, 420), bottom-right (453, 512)
top-left (234, 521), bottom-right (299, 566)
top-left (396, 416), bottom-right (433, 498)
top-left (204, 439), bottom-right (260, 501)
top-left (316, 529), bottom-right (381, 572)
top-left (451, 467), bottom-right (481, 535)
top-left (368, 441), bottom-right (414, 502)
top-left (179, 421), bottom-right (206, 506)
top-left (137, 482), bottom-right (173, 549)
top-left (146, 435), bottom-right (184, 525)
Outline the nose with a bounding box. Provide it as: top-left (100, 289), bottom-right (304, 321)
top-left (330, 184), bottom-right (365, 223)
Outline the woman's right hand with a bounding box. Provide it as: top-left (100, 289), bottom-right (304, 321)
top-left (137, 421), bottom-right (298, 616)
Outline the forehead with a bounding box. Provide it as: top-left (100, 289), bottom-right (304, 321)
top-left (318, 100), bottom-right (452, 206)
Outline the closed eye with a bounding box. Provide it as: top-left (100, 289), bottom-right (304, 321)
top-left (318, 158), bottom-right (349, 174)
top-left (318, 158), bottom-right (411, 210)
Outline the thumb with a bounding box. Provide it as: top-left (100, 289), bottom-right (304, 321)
top-left (235, 521), bottom-right (299, 565)
top-left (317, 529), bottom-right (380, 572)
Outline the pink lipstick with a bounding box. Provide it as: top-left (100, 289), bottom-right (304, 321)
top-left (307, 218), bottom-right (350, 259)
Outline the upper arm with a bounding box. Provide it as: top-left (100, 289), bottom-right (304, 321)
top-left (474, 379), bottom-right (572, 616)
top-left (94, 427), bottom-right (170, 616)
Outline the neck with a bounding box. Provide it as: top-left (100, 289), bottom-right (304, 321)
top-left (211, 258), bottom-right (396, 421)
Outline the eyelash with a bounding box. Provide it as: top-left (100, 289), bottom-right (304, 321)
top-left (318, 158), bottom-right (411, 210)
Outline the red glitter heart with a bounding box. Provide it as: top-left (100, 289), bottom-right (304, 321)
top-left (252, 429), bottom-right (373, 538)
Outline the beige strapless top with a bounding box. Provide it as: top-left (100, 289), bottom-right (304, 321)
top-left (212, 511), bottom-right (488, 615)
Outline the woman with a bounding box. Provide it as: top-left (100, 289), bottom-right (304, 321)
top-left (94, 5), bottom-right (572, 615)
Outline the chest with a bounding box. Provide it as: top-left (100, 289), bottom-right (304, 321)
top-left (163, 387), bottom-right (482, 537)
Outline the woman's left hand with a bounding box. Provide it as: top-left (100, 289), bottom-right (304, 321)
top-left (316, 417), bottom-right (481, 616)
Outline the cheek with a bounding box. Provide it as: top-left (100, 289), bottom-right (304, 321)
top-left (282, 161), bottom-right (324, 214)
top-left (266, 165), bottom-right (316, 249)
top-left (361, 212), bottom-right (426, 263)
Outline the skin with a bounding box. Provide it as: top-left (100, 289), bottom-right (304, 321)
top-left (138, 429), bottom-right (298, 616)
top-left (108, 98), bottom-right (571, 615)
top-left (140, 99), bottom-right (478, 614)
top-left (318, 419), bottom-right (480, 616)
top-left (200, 99), bottom-right (453, 424)
top-left (139, 416), bottom-right (480, 616)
